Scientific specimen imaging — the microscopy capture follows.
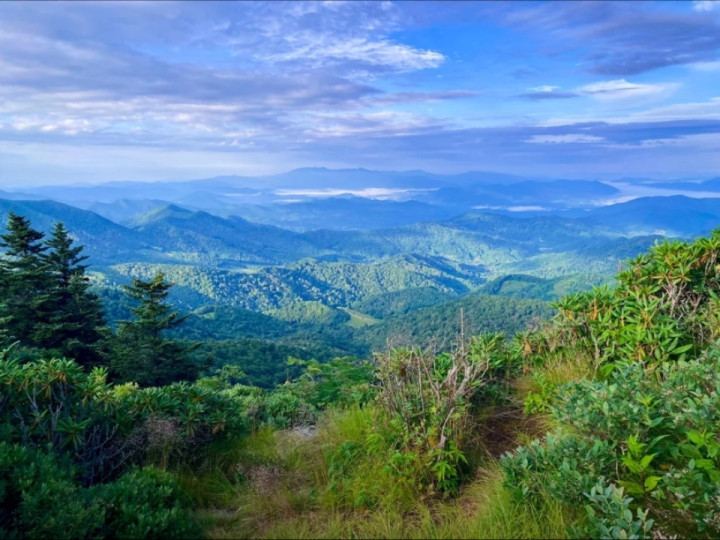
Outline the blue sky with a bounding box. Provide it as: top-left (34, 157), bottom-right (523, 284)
top-left (1, 0), bottom-right (720, 186)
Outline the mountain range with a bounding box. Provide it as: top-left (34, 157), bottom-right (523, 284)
top-left (2, 168), bottom-right (720, 363)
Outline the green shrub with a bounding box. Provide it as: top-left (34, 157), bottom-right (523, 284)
top-left (550, 231), bottom-right (720, 374)
top-left (0, 442), bottom-right (199, 539)
top-left (91, 466), bottom-right (201, 539)
top-left (502, 346), bottom-right (720, 537)
top-left (369, 333), bottom-right (510, 495)
top-left (287, 356), bottom-right (376, 409)
top-left (0, 442), bottom-right (103, 538)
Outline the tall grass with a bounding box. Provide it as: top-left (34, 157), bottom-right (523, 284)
top-left (259, 468), bottom-right (574, 539)
top-left (192, 405), bottom-right (579, 539)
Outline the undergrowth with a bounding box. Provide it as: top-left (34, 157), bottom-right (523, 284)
top-left (188, 404), bottom-right (580, 539)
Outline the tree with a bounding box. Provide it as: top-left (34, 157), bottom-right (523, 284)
top-left (109, 272), bottom-right (201, 386)
top-left (38, 222), bottom-right (107, 367)
top-left (0, 212), bottom-right (52, 348)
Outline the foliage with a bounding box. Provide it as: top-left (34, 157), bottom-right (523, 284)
top-left (370, 334), bottom-right (507, 494)
top-left (198, 410), bottom-right (575, 540)
top-left (552, 231), bottom-right (720, 371)
top-left (89, 466), bottom-right (200, 538)
top-left (0, 442), bottom-right (200, 539)
top-left (0, 348), bottom-right (250, 481)
top-left (40, 222), bottom-right (107, 367)
top-left (360, 293), bottom-right (553, 352)
top-left (479, 273), bottom-right (612, 302)
top-left (0, 211), bottom-right (52, 349)
top-left (503, 347), bottom-right (720, 537)
top-left (240, 387), bottom-right (318, 430)
top-left (0, 215), bottom-right (108, 364)
top-left (287, 356), bottom-right (375, 408)
top-left (190, 338), bottom-right (311, 389)
top-left (350, 286), bottom-right (454, 319)
top-left (2, 204), bottom-right (720, 539)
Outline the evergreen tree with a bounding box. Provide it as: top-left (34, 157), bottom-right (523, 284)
top-left (38, 222), bottom-right (107, 367)
top-left (0, 212), bottom-right (52, 347)
top-left (109, 272), bottom-right (201, 386)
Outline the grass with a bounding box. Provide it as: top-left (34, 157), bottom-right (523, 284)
top-left (340, 307), bottom-right (379, 328)
top-left (514, 348), bottom-right (594, 401)
top-left (177, 343), bottom-right (594, 539)
top-left (185, 404), bottom-right (580, 539)
top-left (247, 467), bottom-right (575, 539)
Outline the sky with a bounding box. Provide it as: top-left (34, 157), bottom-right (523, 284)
top-left (1, 0), bottom-right (720, 186)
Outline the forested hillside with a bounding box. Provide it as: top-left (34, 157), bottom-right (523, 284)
top-left (0, 197), bottom-right (684, 394)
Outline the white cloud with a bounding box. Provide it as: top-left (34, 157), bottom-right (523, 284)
top-left (689, 60), bottom-right (720, 71)
top-left (577, 79), bottom-right (678, 101)
top-left (540, 96), bottom-right (720, 126)
top-left (299, 111), bottom-right (444, 138)
top-left (274, 187), bottom-right (436, 200)
top-left (620, 96), bottom-right (720, 122)
top-left (526, 134), bottom-right (605, 144)
top-left (261, 36), bottom-right (444, 71)
top-left (527, 85), bottom-right (560, 93)
top-left (693, 1), bottom-right (720, 12)
top-left (609, 133), bottom-right (720, 150)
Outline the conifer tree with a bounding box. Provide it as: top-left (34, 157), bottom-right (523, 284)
top-left (39, 222), bottom-right (107, 367)
top-left (0, 212), bottom-right (52, 347)
top-left (109, 272), bottom-right (200, 386)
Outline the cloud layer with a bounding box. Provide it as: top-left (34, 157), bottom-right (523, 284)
top-left (0, 1), bottom-right (719, 185)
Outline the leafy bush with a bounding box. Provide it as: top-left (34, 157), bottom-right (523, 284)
top-left (0, 442), bottom-right (199, 538)
top-left (551, 231), bottom-right (720, 373)
top-left (287, 356), bottom-right (375, 409)
top-left (502, 346), bottom-right (720, 537)
top-left (0, 442), bottom-right (103, 537)
top-left (90, 466), bottom-right (200, 538)
top-left (370, 333), bottom-right (508, 494)
top-left (0, 348), bottom-right (251, 483)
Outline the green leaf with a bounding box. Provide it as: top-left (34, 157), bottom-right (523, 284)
top-left (618, 480), bottom-right (644, 496)
top-left (695, 458), bottom-right (714, 470)
top-left (644, 476), bottom-right (661, 491)
top-left (639, 454), bottom-right (656, 471)
top-left (672, 343), bottom-right (694, 355)
top-left (680, 444), bottom-right (703, 460)
top-left (686, 430), bottom-right (705, 447)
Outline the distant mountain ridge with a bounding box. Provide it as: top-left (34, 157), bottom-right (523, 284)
top-left (0, 192), bottom-right (716, 324)
top-left (4, 168), bottom-right (634, 232)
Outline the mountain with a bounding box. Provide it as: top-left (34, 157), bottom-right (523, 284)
top-left (644, 177), bottom-right (720, 192)
top-left (417, 179), bottom-right (619, 210)
top-left (582, 196), bottom-right (720, 236)
top-left (128, 205), bottom-right (322, 266)
top-left (225, 197), bottom-right (459, 231)
top-left (358, 292), bottom-right (554, 351)
top-left (478, 273), bottom-right (613, 301)
top-left (0, 197), bottom-right (669, 309)
top-left (9, 169), bottom-right (626, 232)
top-left (350, 287), bottom-right (455, 319)
top-left (0, 199), bottom-right (155, 264)
top-left (99, 254), bottom-right (487, 313)
top-left (83, 198), bottom-right (174, 225)
top-left (0, 189), bottom-right (44, 201)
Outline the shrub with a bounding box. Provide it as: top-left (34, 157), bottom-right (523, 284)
top-left (90, 466), bottom-right (201, 538)
top-left (502, 346), bottom-right (720, 537)
top-left (0, 442), bottom-right (199, 538)
top-left (370, 333), bottom-right (507, 494)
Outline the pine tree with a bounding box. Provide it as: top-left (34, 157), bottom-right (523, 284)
top-left (109, 272), bottom-right (200, 386)
top-left (38, 222), bottom-right (107, 367)
top-left (0, 212), bottom-right (52, 347)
